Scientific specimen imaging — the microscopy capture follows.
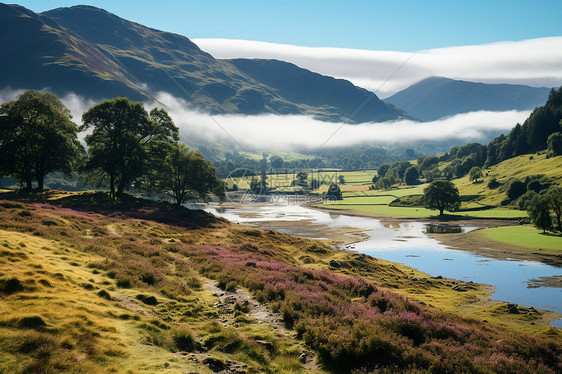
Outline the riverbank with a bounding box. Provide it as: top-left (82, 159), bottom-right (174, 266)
top-left (208, 201), bottom-right (562, 330)
top-left (311, 204), bottom-right (562, 267)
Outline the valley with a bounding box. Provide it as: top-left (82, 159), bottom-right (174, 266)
top-left (1, 2), bottom-right (562, 373)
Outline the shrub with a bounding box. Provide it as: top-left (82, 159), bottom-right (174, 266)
top-left (136, 294), bottom-right (158, 305)
top-left (487, 178), bottom-right (501, 189)
top-left (116, 278), bottom-right (131, 288)
top-left (506, 180), bottom-right (526, 200)
top-left (172, 328), bottom-right (197, 352)
top-left (97, 290), bottom-right (111, 300)
top-left (0, 277), bottom-right (24, 294)
top-left (16, 316), bottom-right (47, 329)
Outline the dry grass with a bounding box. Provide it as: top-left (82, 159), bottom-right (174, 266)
top-left (0, 191), bottom-right (560, 373)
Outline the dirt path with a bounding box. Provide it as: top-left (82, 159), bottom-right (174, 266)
top-left (203, 279), bottom-right (318, 371)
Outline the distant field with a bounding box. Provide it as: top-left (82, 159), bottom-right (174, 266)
top-left (323, 204), bottom-right (527, 219)
top-left (224, 169), bottom-right (377, 192)
top-left (477, 225), bottom-right (562, 251)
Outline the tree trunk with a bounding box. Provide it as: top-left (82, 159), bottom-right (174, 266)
top-left (117, 183), bottom-right (125, 196)
top-left (109, 174), bottom-right (115, 200)
top-left (36, 170), bottom-right (44, 192)
top-left (439, 208), bottom-right (444, 216)
top-left (25, 175), bottom-right (32, 191)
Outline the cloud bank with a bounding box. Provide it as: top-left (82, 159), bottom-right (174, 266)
top-left (155, 92), bottom-right (529, 151)
top-left (0, 88), bottom-right (530, 151)
top-left (193, 37), bottom-right (562, 98)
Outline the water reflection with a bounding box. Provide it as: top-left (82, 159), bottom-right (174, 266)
top-left (206, 203), bottom-right (562, 327)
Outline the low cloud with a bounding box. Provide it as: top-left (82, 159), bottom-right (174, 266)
top-left (0, 88), bottom-right (530, 152)
top-left (155, 92), bottom-right (529, 151)
top-left (193, 37), bottom-right (562, 98)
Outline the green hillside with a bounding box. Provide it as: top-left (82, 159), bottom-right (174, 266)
top-left (0, 191), bottom-right (560, 373)
top-left (0, 3), bottom-right (408, 123)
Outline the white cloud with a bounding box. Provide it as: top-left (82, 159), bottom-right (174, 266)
top-left (0, 88), bottom-right (531, 152)
top-left (193, 37), bottom-right (562, 98)
top-left (155, 92), bottom-right (529, 151)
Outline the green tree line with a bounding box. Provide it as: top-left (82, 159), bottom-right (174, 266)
top-left (0, 91), bottom-right (223, 205)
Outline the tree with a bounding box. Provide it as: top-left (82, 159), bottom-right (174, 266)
top-left (270, 156), bottom-right (284, 169)
top-left (295, 171), bottom-right (308, 186)
top-left (81, 98), bottom-right (178, 199)
top-left (0, 90), bottom-right (81, 191)
top-left (547, 132), bottom-right (562, 157)
top-left (338, 175), bottom-right (346, 184)
top-left (403, 166), bottom-right (419, 185)
top-left (469, 166), bottom-right (483, 183)
top-left (326, 183), bottom-right (342, 200)
top-left (506, 180), bottom-right (526, 200)
top-left (442, 166), bottom-right (454, 181)
top-left (545, 187), bottom-right (562, 232)
top-left (149, 143), bottom-right (223, 206)
top-left (377, 164), bottom-right (391, 178)
top-left (423, 166), bottom-right (441, 182)
top-left (526, 194), bottom-right (552, 233)
top-left (422, 180), bottom-right (461, 216)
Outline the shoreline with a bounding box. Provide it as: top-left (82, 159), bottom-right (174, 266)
top-left (309, 204), bottom-right (562, 267)
top-left (215, 201), bottom-right (562, 327)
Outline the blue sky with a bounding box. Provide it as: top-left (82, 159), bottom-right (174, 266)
top-left (13, 0), bottom-right (562, 51)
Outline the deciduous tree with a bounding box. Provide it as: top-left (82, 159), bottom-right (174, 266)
top-left (545, 186), bottom-right (562, 232)
top-left (469, 166), bottom-right (483, 183)
top-left (526, 194), bottom-right (552, 233)
top-left (422, 180), bottom-right (460, 216)
top-left (147, 143), bottom-right (224, 205)
top-left (81, 98), bottom-right (178, 198)
top-left (0, 90), bottom-right (81, 190)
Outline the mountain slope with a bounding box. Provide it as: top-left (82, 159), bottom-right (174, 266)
top-left (385, 76), bottom-right (550, 121)
top-left (0, 4), bottom-right (146, 101)
top-left (0, 3), bottom-right (407, 123)
top-left (229, 58), bottom-right (411, 122)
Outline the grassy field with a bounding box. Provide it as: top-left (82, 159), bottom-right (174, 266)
top-left (322, 203), bottom-right (527, 219)
top-left (322, 182), bottom-right (528, 219)
top-left (226, 169), bottom-right (377, 192)
top-left (0, 191), bottom-right (560, 373)
top-left (477, 226), bottom-right (562, 252)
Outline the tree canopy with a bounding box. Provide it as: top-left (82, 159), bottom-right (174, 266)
top-left (0, 90), bottom-right (81, 190)
top-left (469, 166), bottom-right (483, 183)
top-left (81, 98), bottom-right (178, 198)
top-left (422, 180), bottom-right (460, 216)
top-left (526, 194), bottom-right (552, 233)
top-left (146, 143), bottom-right (224, 205)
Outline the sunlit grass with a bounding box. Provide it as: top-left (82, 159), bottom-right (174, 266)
top-left (0, 191), bottom-right (560, 373)
top-left (477, 225), bottom-right (562, 252)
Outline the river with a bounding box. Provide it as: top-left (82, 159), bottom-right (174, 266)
top-left (205, 202), bottom-right (562, 328)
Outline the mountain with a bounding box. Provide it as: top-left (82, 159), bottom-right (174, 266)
top-left (385, 76), bottom-right (551, 121)
top-left (0, 3), bottom-right (409, 123)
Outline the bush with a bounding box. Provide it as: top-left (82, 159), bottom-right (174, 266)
top-left (0, 277), bottom-right (24, 294)
top-left (136, 294), bottom-right (158, 305)
top-left (172, 328), bottom-right (197, 352)
top-left (487, 178), bottom-right (501, 189)
top-left (506, 180), bottom-right (526, 200)
top-left (116, 278), bottom-right (131, 288)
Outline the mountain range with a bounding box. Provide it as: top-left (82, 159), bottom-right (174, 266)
top-left (1, 3), bottom-right (554, 126)
top-left (385, 76), bottom-right (551, 121)
top-left (0, 3), bottom-right (409, 123)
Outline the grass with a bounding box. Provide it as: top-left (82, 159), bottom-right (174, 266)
top-left (454, 153), bottom-right (562, 206)
top-left (0, 191), bottom-right (560, 373)
top-left (477, 225), bottom-right (562, 252)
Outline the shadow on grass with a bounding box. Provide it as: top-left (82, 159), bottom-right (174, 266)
top-left (538, 231), bottom-right (562, 238)
top-left (427, 213), bottom-right (522, 221)
top-left (0, 189), bottom-right (221, 229)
